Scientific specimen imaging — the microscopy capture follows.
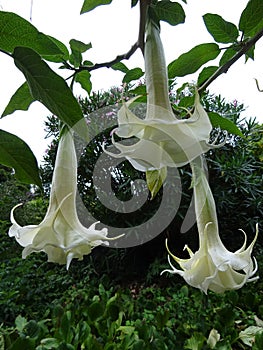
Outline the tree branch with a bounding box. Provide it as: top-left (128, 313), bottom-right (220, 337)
top-left (198, 27), bottom-right (263, 94)
top-left (74, 0), bottom-right (151, 76)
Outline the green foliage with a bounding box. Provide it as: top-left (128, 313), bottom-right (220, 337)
top-left (1, 82), bottom-right (34, 117)
top-left (239, 0), bottom-right (263, 37)
top-left (0, 12), bottom-right (64, 61)
top-left (80, 0), bottom-right (113, 14)
top-left (168, 43), bottom-right (220, 78)
top-left (151, 1), bottom-right (185, 26)
top-left (13, 47), bottom-right (88, 140)
top-left (0, 130), bottom-right (42, 187)
top-left (203, 14), bottom-right (239, 44)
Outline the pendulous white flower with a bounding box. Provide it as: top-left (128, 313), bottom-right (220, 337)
top-left (9, 127), bottom-right (121, 269)
top-left (161, 156), bottom-right (259, 293)
top-left (105, 20), bottom-right (216, 171)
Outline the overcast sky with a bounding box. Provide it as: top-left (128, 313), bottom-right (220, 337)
top-left (0, 0), bottom-right (262, 162)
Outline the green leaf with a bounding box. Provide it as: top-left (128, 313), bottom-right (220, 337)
top-left (203, 14), bottom-right (239, 43)
top-left (1, 82), bottom-right (35, 117)
top-left (87, 301), bottom-right (104, 321)
top-left (0, 12), bottom-right (64, 61)
top-left (13, 47), bottom-right (88, 140)
top-left (75, 70), bottom-right (92, 95)
top-left (219, 47), bottom-right (237, 66)
top-left (111, 62), bottom-right (129, 73)
top-left (43, 36), bottom-right (69, 62)
top-left (154, 1), bottom-right (185, 26)
top-left (15, 315), bottom-right (27, 332)
top-left (208, 112), bottom-right (244, 137)
top-left (197, 66), bottom-right (218, 86)
top-left (131, 0), bottom-right (139, 7)
top-left (129, 85), bottom-right (146, 96)
top-left (81, 0), bottom-right (113, 14)
top-left (239, 0), bottom-right (263, 36)
top-left (239, 326), bottom-right (263, 347)
top-left (168, 43), bottom-right (220, 78)
top-left (0, 129), bottom-right (42, 187)
top-left (69, 39), bottom-right (91, 68)
top-left (69, 39), bottom-right (92, 53)
top-left (122, 67), bottom-right (144, 84)
top-left (146, 167), bottom-right (167, 199)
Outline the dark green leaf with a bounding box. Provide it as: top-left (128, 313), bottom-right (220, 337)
top-left (81, 0), bottom-right (112, 14)
top-left (0, 129), bottom-right (42, 187)
top-left (131, 0), bottom-right (139, 7)
top-left (13, 47), bottom-right (88, 140)
top-left (69, 40), bottom-right (91, 68)
top-left (111, 62), bottom-right (129, 73)
top-left (75, 70), bottom-right (92, 95)
top-left (219, 47), bottom-right (237, 66)
top-left (168, 43), bottom-right (220, 78)
top-left (1, 82), bottom-right (35, 117)
top-left (87, 301), bottom-right (104, 321)
top-left (42, 35), bottom-right (69, 62)
top-left (154, 1), bottom-right (185, 26)
top-left (122, 67), bottom-right (144, 84)
top-left (208, 112), bottom-right (244, 137)
top-left (146, 167), bottom-right (167, 199)
top-left (0, 12), bottom-right (64, 61)
top-left (239, 0), bottom-right (263, 36)
top-left (197, 66), bottom-right (218, 86)
top-left (203, 13), bottom-right (239, 43)
top-left (70, 39), bottom-right (92, 53)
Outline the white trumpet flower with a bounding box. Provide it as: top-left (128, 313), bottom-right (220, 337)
top-left (161, 157), bottom-right (259, 293)
top-left (106, 20), bottom-right (215, 171)
top-left (9, 127), bottom-right (121, 269)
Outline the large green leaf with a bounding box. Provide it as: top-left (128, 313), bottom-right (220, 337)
top-left (13, 47), bottom-right (88, 140)
top-left (80, 0), bottom-right (113, 14)
top-left (203, 14), bottom-right (239, 43)
top-left (0, 11), bottom-right (64, 62)
top-left (239, 0), bottom-right (263, 36)
top-left (1, 82), bottom-right (35, 117)
top-left (0, 129), bottom-right (42, 187)
top-left (122, 67), bottom-right (144, 84)
top-left (168, 43), bottom-right (220, 78)
top-left (154, 1), bottom-right (185, 26)
top-left (208, 112), bottom-right (244, 137)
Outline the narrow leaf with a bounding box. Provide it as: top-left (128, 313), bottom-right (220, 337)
top-left (0, 11), bottom-right (64, 61)
top-left (122, 67), bottom-right (144, 84)
top-left (146, 167), bottom-right (167, 199)
top-left (81, 0), bottom-right (112, 14)
top-left (208, 112), bottom-right (244, 137)
top-left (1, 82), bottom-right (35, 117)
top-left (168, 43), bottom-right (220, 78)
top-left (203, 14), bottom-right (239, 43)
top-left (75, 70), bottom-right (92, 95)
top-left (13, 47), bottom-right (88, 140)
top-left (154, 1), bottom-right (185, 26)
top-left (239, 0), bottom-right (263, 36)
top-left (0, 129), bottom-right (42, 187)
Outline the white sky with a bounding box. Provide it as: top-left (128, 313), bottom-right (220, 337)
top-left (0, 0), bottom-right (262, 163)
